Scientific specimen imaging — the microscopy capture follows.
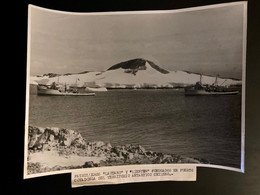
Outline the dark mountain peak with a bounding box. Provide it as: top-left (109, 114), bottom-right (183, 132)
top-left (107, 58), bottom-right (146, 71)
top-left (107, 58), bottom-right (169, 74)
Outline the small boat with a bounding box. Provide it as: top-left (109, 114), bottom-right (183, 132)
top-left (37, 83), bottom-right (95, 96)
top-left (184, 75), bottom-right (239, 96)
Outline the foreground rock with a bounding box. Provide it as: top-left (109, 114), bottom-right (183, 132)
top-left (27, 126), bottom-right (209, 174)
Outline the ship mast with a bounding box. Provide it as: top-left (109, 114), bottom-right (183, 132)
top-left (199, 74), bottom-right (202, 85)
top-left (214, 74), bottom-right (219, 86)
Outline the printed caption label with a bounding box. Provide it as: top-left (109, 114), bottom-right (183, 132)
top-left (71, 164), bottom-right (196, 187)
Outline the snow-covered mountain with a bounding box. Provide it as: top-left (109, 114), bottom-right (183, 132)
top-left (30, 58), bottom-right (241, 89)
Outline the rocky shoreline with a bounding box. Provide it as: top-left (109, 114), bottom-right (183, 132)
top-left (27, 126), bottom-right (209, 175)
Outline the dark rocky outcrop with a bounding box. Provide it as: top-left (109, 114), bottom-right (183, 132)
top-left (42, 73), bottom-right (61, 78)
top-left (107, 58), bottom-right (169, 74)
top-left (28, 126), bottom-right (86, 150)
top-left (27, 126), bottom-right (209, 174)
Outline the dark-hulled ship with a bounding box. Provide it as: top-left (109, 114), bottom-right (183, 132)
top-left (184, 75), bottom-right (239, 96)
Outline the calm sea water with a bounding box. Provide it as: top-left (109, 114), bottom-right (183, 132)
top-left (29, 89), bottom-right (242, 168)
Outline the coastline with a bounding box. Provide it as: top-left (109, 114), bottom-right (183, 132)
top-left (27, 126), bottom-right (209, 175)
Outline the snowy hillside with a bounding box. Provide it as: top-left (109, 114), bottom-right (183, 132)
top-left (30, 58), bottom-right (242, 89)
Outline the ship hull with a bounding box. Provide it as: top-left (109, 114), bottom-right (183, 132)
top-left (184, 88), bottom-right (239, 96)
top-left (37, 86), bottom-right (95, 96)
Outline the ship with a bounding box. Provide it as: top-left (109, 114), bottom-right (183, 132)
top-left (184, 75), bottom-right (239, 96)
top-left (37, 82), bottom-right (95, 96)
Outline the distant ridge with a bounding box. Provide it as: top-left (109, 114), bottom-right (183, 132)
top-left (182, 70), bottom-right (241, 81)
top-left (107, 58), bottom-right (169, 74)
top-left (31, 58), bottom-right (241, 89)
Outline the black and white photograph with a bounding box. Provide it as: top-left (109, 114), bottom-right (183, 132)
top-left (24, 1), bottom-right (247, 179)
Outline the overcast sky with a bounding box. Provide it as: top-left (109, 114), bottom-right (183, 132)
top-left (29, 3), bottom-right (245, 79)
